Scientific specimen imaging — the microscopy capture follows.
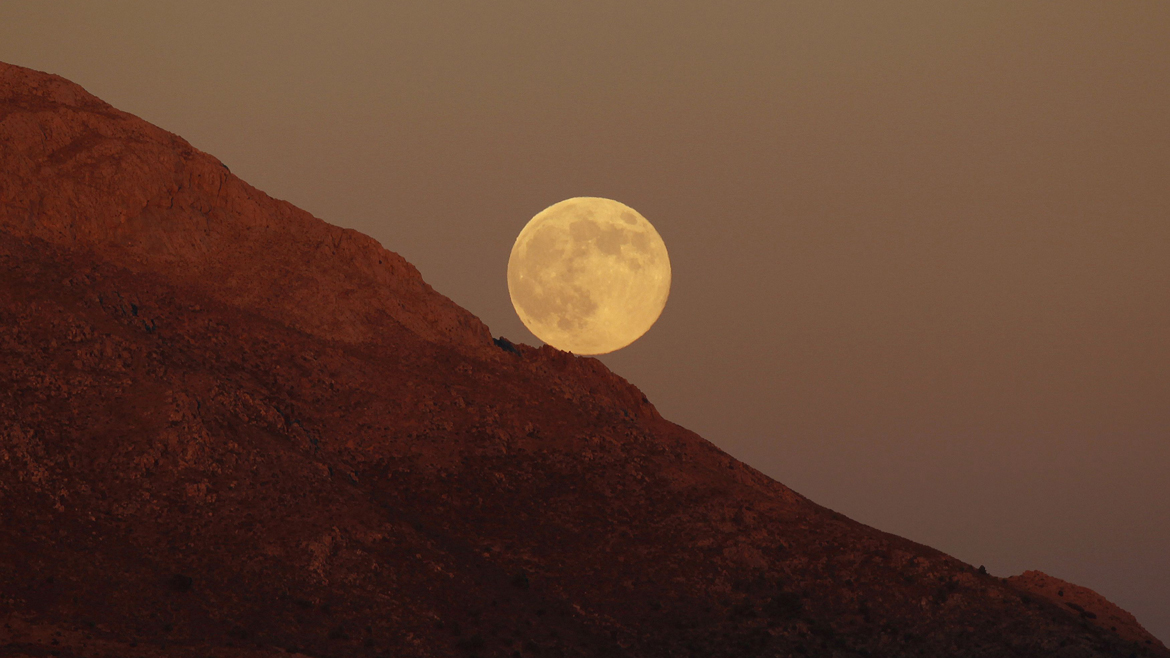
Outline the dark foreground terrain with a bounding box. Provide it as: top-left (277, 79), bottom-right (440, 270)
top-left (1, 61), bottom-right (1166, 658)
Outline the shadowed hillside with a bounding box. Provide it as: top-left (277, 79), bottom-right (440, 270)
top-left (2, 61), bottom-right (1165, 658)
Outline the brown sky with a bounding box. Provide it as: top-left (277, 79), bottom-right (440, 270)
top-left (3, 0), bottom-right (1168, 642)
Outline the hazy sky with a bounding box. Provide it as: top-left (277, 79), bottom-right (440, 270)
top-left (3, 1), bottom-right (1167, 642)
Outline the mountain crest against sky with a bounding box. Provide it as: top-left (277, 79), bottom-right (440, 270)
top-left (0, 62), bottom-right (490, 351)
top-left (2, 61), bottom-right (1166, 658)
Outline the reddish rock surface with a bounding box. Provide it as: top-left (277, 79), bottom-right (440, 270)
top-left (1, 60), bottom-right (1166, 658)
top-left (0, 62), bottom-right (489, 351)
top-left (1008, 571), bottom-right (1166, 652)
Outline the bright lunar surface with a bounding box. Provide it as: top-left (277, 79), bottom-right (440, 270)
top-left (508, 197), bottom-right (671, 355)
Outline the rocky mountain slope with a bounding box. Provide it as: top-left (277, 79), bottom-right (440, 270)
top-left (1008, 571), bottom-right (1166, 652)
top-left (2, 61), bottom-right (1165, 658)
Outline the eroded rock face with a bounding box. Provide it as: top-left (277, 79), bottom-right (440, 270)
top-left (0, 62), bottom-right (491, 351)
top-left (1, 60), bottom-right (1166, 658)
top-left (1008, 571), bottom-right (1167, 653)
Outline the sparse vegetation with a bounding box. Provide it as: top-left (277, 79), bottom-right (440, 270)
top-left (764, 592), bottom-right (803, 620)
top-left (511, 571), bottom-right (530, 589)
top-left (168, 574), bottom-right (193, 593)
top-left (456, 634), bottom-right (486, 651)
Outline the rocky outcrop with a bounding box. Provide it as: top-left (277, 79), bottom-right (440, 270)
top-left (1, 60), bottom-right (1165, 658)
top-left (1009, 570), bottom-right (1167, 653)
top-left (0, 62), bottom-right (491, 351)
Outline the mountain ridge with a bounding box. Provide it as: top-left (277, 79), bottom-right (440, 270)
top-left (1, 60), bottom-right (1165, 658)
top-left (0, 61), bottom-right (490, 351)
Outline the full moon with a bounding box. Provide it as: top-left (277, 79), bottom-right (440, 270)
top-left (507, 197), bottom-right (671, 355)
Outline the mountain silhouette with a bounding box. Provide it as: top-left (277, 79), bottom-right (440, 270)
top-left (1, 61), bottom-right (1165, 658)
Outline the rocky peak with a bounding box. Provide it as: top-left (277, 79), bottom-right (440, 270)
top-left (1008, 570), bottom-right (1168, 652)
top-left (0, 61), bottom-right (492, 352)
